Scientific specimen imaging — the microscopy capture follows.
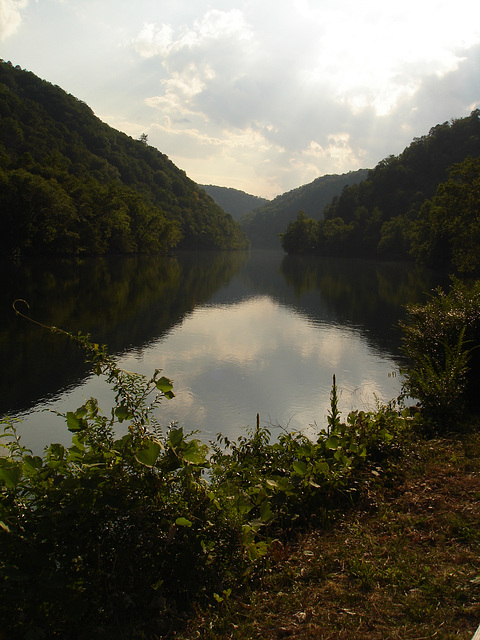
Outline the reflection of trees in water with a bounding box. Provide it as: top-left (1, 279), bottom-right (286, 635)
top-left (0, 251), bottom-right (249, 415)
top-left (2, 250), bottom-right (447, 416)
top-left (279, 255), bottom-right (449, 356)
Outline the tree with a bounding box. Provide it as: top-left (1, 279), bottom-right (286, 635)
top-left (280, 211), bottom-right (319, 254)
top-left (410, 156), bottom-right (480, 272)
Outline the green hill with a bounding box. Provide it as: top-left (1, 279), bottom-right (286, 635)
top-left (240, 169), bottom-right (369, 248)
top-left (199, 184), bottom-right (269, 220)
top-left (0, 60), bottom-right (249, 256)
top-left (315, 111), bottom-right (480, 262)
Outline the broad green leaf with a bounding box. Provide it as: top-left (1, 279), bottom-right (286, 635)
top-left (247, 540), bottom-right (268, 561)
top-left (315, 460), bottom-right (330, 475)
top-left (66, 411), bottom-right (87, 432)
top-left (135, 440), bottom-right (161, 467)
top-left (71, 435), bottom-right (86, 451)
top-left (236, 494), bottom-right (254, 515)
top-left (22, 455), bottom-right (43, 476)
top-left (298, 445), bottom-right (313, 458)
top-left (0, 460), bottom-right (22, 488)
top-left (168, 427), bottom-right (184, 448)
top-left (66, 411), bottom-right (80, 431)
top-left (259, 500), bottom-right (273, 522)
top-left (175, 517), bottom-right (192, 527)
top-left (292, 460), bottom-right (307, 475)
top-left (67, 447), bottom-right (85, 463)
top-left (75, 405), bottom-right (88, 419)
top-left (115, 405), bottom-right (132, 422)
top-left (182, 441), bottom-right (208, 465)
top-left (156, 376), bottom-right (175, 398)
top-left (325, 436), bottom-right (340, 450)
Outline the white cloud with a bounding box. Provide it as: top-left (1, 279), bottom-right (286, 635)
top-left (1, 1), bottom-right (480, 196)
top-left (0, 0), bottom-right (28, 40)
top-left (132, 8), bottom-right (252, 59)
top-left (133, 22), bottom-right (174, 58)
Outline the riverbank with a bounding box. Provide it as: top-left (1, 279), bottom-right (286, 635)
top-left (180, 429), bottom-right (480, 640)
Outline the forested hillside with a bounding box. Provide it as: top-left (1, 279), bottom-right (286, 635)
top-left (281, 110), bottom-right (480, 272)
top-left (199, 184), bottom-right (268, 220)
top-left (0, 60), bottom-right (249, 256)
top-left (240, 169), bottom-right (369, 248)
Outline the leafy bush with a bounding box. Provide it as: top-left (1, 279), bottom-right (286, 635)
top-left (400, 278), bottom-right (480, 430)
top-left (211, 379), bottom-right (413, 541)
top-left (0, 327), bottom-right (242, 638)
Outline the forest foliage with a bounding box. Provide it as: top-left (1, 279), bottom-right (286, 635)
top-left (281, 110), bottom-right (480, 272)
top-left (240, 169), bottom-right (368, 248)
top-left (0, 60), bottom-right (249, 256)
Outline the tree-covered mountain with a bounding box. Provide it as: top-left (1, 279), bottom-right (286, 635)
top-left (0, 60), bottom-right (249, 256)
top-left (281, 110), bottom-right (480, 271)
top-left (199, 184), bottom-right (269, 220)
top-left (239, 169), bottom-right (369, 248)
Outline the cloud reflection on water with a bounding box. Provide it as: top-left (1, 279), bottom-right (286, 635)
top-left (122, 295), bottom-right (402, 444)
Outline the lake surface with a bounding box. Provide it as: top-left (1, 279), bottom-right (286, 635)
top-left (1, 250), bottom-right (447, 453)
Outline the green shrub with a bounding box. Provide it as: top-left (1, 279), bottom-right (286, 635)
top-left (0, 328), bottom-right (241, 639)
top-left (400, 278), bottom-right (480, 430)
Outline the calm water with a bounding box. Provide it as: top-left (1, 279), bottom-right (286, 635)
top-left (1, 250), bottom-right (447, 453)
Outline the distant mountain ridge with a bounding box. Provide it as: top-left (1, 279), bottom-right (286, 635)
top-left (239, 169), bottom-right (369, 248)
top-left (0, 60), bottom-right (249, 255)
top-left (199, 185), bottom-right (269, 220)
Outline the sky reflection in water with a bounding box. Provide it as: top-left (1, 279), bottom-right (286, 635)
top-left (120, 295), bottom-right (402, 444)
top-left (6, 249), bottom-right (440, 455)
top-left (13, 294), bottom-right (402, 453)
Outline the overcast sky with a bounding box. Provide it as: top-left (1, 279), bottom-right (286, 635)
top-left (1, 0), bottom-right (479, 198)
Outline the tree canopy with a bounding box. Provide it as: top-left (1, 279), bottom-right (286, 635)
top-left (281, 111), bottom-right (480, 273)
top-left (0, 60), bottom-right (249, 256)
top-left (240, 169), bottom-right (369, 248)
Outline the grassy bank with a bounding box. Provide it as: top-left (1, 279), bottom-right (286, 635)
top-left (181, 430), bottom-right (480, 640)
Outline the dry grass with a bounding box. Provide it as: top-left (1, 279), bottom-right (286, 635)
top-left (179, 431), bottom-right (480, 640)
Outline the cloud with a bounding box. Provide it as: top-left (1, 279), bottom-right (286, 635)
top-left (3, 0), bottom-right (479, 197)
top-left (0, 0), bottom-right (28, 40)
top-left (132, 9), bottom-right (253, 59)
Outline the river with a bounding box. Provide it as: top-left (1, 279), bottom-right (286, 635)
top-left (0, 250), bottom-right (447, 453)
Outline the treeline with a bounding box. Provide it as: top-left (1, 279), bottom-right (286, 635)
top-left (0, 61), bottom-right (249, 256)
top-left (281, 110), bottom-right (480, 272)
top-left (240, 169), bottom-right (369, 248)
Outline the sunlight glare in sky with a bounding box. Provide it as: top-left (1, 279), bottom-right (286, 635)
top-left (0, 0), bottom-right (479, 197)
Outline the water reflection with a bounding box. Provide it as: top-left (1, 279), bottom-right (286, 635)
top-left (130, 296), bottom-right (403, 445)
top-left (2, 251), bottom-right (447, 453)
top-left (0, 251), bottom-right (249, 414)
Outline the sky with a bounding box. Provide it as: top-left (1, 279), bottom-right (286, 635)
top-left (1, 0), bottom-right (480, 198)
